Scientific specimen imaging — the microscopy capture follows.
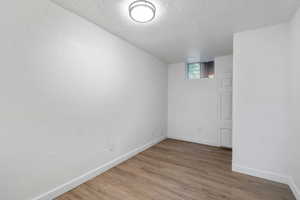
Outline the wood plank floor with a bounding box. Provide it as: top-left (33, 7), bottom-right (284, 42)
top-left (56, 139), bottom-right (295, 200)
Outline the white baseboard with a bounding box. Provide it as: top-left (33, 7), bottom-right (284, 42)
top-left (31, 138), bottom-right (299, 200)
top-left (232, 163), bottom-right (300, 200)
top-left (232, 163), bottom-right (289, 184)
top-left (167, 136), bottom-right (219, 147)
top-left (32, 136), bottom-right (166, 200)
top-left (289, 177), bottom-right (300, 200)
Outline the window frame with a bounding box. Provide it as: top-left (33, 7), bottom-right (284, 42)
top-left (186, 61), bottom-right (214, 80)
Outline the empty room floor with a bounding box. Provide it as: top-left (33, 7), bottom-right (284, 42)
top-left (56, 139), bottom-right (295, 200)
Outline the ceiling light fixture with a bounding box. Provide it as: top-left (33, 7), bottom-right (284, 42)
top-left (129, 0), bottom-right (156, 23)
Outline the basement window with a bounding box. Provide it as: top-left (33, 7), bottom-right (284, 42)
top-left (186, 61), bottom-right (214, 80)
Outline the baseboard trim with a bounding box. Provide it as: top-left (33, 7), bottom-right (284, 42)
top-left (32, 136), bottom-right (166, 200)
top-left (167, 136), bottom-right (219, 147)
top-left (289, 177), bottom-right (300, 200)
top-left (232, 163), bottom-right (289, 184)
top-left (232, 163), bottom-right (300, 200)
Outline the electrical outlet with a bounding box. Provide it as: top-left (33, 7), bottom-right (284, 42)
top-left (152, 130), bottom-right (156, 137)
top-left (151, 127), bottom-right (157, 137)
top-left (108, 143), bottom-right (115, 152)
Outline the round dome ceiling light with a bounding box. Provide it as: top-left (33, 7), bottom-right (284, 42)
top-left (129, 0), bottom-right (156, 23)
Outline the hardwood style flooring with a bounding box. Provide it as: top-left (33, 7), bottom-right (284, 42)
top-left (56, 139), bottom-right (295, 200)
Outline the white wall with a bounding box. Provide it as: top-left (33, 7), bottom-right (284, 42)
top-left (233, 12), bottom-right (300, 198)
top-left (215, 56), bottom-right (234, 75)
top-left (289, 7), bottom-right (300, 198)
top-left (167, 55), bottom-right (232, 146)
top-left (0, 1), bottom-right (167, 200)
top-left (232, 24), bottom-right (290, 180)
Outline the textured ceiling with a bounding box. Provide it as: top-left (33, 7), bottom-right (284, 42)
top-left (51, 0), bottom-right (300, 64)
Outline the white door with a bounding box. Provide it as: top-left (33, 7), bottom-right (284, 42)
top-left (217, 72), bottom-right (232, 148)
